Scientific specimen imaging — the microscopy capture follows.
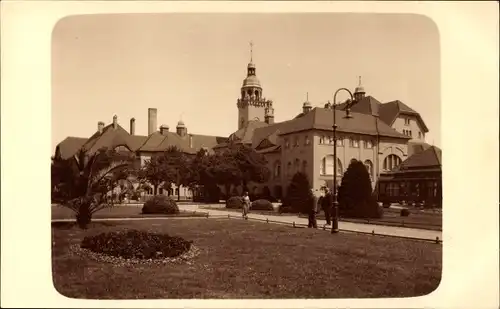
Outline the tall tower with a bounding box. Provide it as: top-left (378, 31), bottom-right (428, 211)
top-left (237, 41), bottom-right (273, 130)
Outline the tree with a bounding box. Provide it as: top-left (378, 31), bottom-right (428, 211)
top-left (162, 146), bottom-right (193, 201)
top-left (283, 172), bottom-right (314, 214)
top-left (212, 144), bottom-right (271, 196)
top-left (138, 153), bottom-right (171, 196)
top-left (338, 160), bottom-right (381, 218)
top-left (51, 147), bottom-right (136, 228)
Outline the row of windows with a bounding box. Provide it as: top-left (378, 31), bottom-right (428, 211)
top-left (319, 137), bottom-right (374, 149)
top-left (402, 130), bottom-right (424, 139)
top-left (271, 154), bottom-right (403, 179)
top-left (403, 129), bottom-right (412, 137)
top-left (283, 136), bottom-right (374, 149)
top-left (284, 135), bottom-right (311, 148)
top-left (404, 118), bottom-right (411, 125)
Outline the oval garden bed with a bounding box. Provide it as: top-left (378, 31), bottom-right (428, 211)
top-left (70, 229), bottom-right (199, 266)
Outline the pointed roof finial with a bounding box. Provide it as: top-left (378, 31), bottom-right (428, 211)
top-left (306, 92), bottom-right (309, 102)
top-left (249, 40), bottom-right (254, 62)
top-left (355, 75), bottom-right (365, 94)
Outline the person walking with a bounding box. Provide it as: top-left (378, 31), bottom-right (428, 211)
top-left (321, 187), bottom-right (333, 225)
top-left (242, 191), bottom-right (251, 219)
top-left (307, 189), bottom-right (319, 228)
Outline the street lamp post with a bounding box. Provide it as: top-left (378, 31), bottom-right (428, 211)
top-left (331, 88), bottom-right (354, 234)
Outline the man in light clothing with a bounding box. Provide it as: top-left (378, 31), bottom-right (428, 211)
top-left (242, 191), bottom-right (251, 219)
top-left (307, 189), bottom-right (320, 228)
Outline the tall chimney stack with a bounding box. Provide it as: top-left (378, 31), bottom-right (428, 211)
top-left (148, 108), bottom-right (157, 135)
top-left (130, 118), bottom-right (135, 135)
top-left (112, 115), bottom-right (118, 129)
top-left (98, 121), bottom-right (105, 134)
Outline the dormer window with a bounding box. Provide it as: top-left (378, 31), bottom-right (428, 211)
top-left (304, 135), bottom-right (310, 145)
top-left (404, 118), bottom-right (411, 125)
top-left (319, 136), bottom-right (325, 144)
top-left (328, 136), bottom-right (335, 145)
top-left (294, 137), bottom-right (299, 147)
top-left (364, 140), bottom-right (373, 149)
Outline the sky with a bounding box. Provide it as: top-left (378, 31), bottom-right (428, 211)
top-left (51, 13), bottom-right (441, 151)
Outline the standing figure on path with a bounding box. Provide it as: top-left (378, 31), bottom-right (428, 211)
top-left (308, 189), bottom-right (319, 228)
top-left (242, 191), bottom-right (251, 219)
top-left (321, 187), bottom-right (333, 225)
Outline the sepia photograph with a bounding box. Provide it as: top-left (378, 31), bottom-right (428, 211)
top-left (49, 12), bottom-right (444, 299)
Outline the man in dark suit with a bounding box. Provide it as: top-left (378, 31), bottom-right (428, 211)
top-left (321, 187), bottom-right (333, 225)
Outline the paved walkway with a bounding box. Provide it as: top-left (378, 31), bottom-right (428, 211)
top-left (52, 203), bottom-right (442, 242)
top-left (176, 204), bottom-right (442, 242)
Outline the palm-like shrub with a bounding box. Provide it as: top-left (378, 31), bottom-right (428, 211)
top-left (51, 147), bottom-right (135, 228)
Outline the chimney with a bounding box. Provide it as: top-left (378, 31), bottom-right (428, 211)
top-left (98, 121), bottom-right (105, 134)
top-left (148, 108), bottom-right (157, 135)
top-left (129, 118), bottom-right (135, 135)
top-left (160, 125), bottom-right (170, 135)
top-left (112, 115), bottom-right (118, 129)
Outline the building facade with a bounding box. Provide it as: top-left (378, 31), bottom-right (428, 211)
top-left (54, 48), bottom-right (435, 201)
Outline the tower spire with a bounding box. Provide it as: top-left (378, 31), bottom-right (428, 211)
top-left (358, 75), bottom-right (362, 86)
top-left (249, 40), bottom-right (254, 62)
top-left (306, 92), bottom-right (309, 102)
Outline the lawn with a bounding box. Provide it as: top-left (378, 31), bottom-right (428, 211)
top-left (52, 218), bottom-right (442, 299)
top-left (51, 205), bottom-right (207, 220)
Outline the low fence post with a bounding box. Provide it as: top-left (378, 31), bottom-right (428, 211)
top-left (228, 214), bottom-right (230, 218)
top-left (435, 236), bottom-right (440, 244)
top-left (293, 222), bottom-right (296, 228)
top-left (372, 230), bottom-right (375, 236)
top-left (266, 218), bottom-right (269, 223)
top-left (206, 212), bottom-right (209, 218)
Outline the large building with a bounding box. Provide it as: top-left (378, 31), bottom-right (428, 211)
top-left (54, 50), bottom-right (436, 200)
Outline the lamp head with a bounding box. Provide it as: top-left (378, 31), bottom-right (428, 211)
top-left (345, 107), bottom-right (353, 119)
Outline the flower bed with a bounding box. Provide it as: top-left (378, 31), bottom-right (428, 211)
top-left (73, 229), bottom-right (198, 266)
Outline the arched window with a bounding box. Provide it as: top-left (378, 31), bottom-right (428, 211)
top-left (364, 160), bottom-right (374, 177)
top-left (321, 155), bottom-right (343, 176)
top-left (287, 162), bottom-right (292, 176)
top-left (302, 160), bottom-right (308, 174)
top-left (273, 161), bottom-right (281, 178)
top-left (383, 154), bottom-right (402, 171)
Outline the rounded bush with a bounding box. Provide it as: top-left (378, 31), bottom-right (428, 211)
top-left (81, 229), bottom-right (192, 260)
top-left (251, 199), bottom-right (273, 211)
top-left (142, 195), bottom-right (179, 214)
top-left (382, 202), bottom-right (391, 208)
top-left (226, 196), bottom-right (244, 209)
top-left (400, 208), bottom-right (410, 217)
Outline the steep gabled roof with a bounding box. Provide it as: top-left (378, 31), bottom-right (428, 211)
top-left (397, 145), bottom-right (441, 171)
top-left (138, 131), bottom-right (228, 154)
top-left (228, 120), bottom-right (269, 144)
top-left (273, 107), bottom-right (409, 139)
top-left (82, 124), bottom-right (143, 155)
top-left (55, 136), bottom-right (87, 159)
top-left (379, 100), bottom-right (429, 133)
